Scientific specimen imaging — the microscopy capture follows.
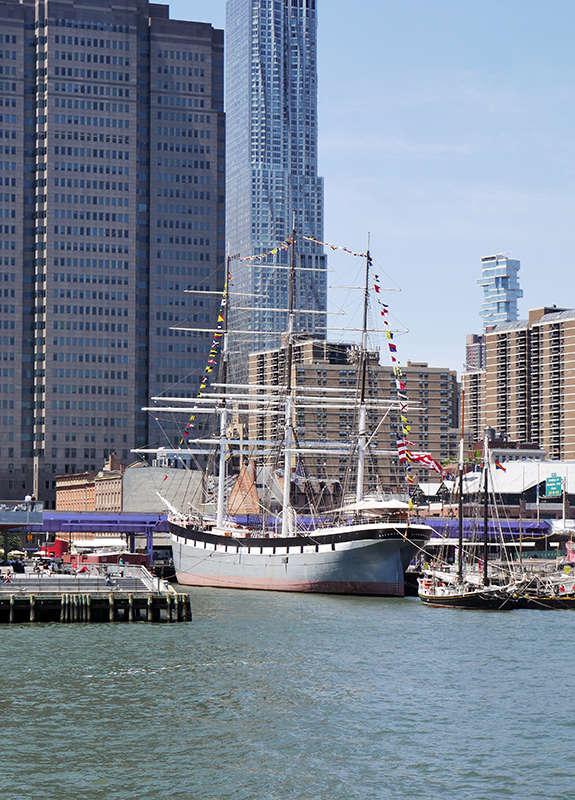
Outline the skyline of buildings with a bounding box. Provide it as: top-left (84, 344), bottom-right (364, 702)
top-left (1, 0), bottom-right (572, 512)
top-left (225, 0), bottom-right (327, 365)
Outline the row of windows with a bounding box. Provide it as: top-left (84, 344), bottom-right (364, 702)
top-left (54, 226), bottom-right (130, 238)
top-left (52, 388), bottom-right (129, 402)
top-left (157, 168), bottom-right (211, 182)
top-left (157, 197), bottom-right (210, 211)
top-left (52, 336), bottom-right (128, 347)
top-left (155, 358), bottom-right (199, 369)
top-left (53, 369), bottom-right (128, 380)
top-left (54, 212), bottom-right (128, 223)
top-left (157, 151), bottom-right (211, 163)
top-left (156, 264), bottom-right (212, 276)
top-left (0, 177), bottom-right (15, 186)
top-left (53, 320), bottom-right (128, 332)
top-left (158, 66), bottom-right (205, 77)
top-left (53, 352), bottom-right (127, 363)
top-left (157, 96), bottom-right (206, 109)
top-left (54, 20), bottom-right (131, 34)
top-left (158, 207), bottom-right (210, 220)
top-left (50, 409), bottom-right (128, 423)
top-left (156, 295), bottom-right (207, 308)
top-left (0, 50), bottom-right (16, 60)
top-left (0, 147), bottom-right (15, 155)
top-left (0, 209), bottom-right (15, 218)
top-left (54, 182), bottom-right (129, 194)
top-left (55, 149), bottom-right (129, 160)
top-left (0, 115), bottom-right (16, 124)
top-left (53, 113), bottom-right (130, 128)
top-left (155, 341), bottom-right (208, 353)
top-left (53, 261), bottom-right (129, 273)
top-left (54, 189), bottom-right (129, 201)
top-left (55, 131), bottom-right (129, 143)
top-left (157, 113), bottom-right (212, 124)
top-left (0, 36), bottom-right (16, 44)
top-left (156, 81), bottom-right (205, 92)
top-left (53, 289), bottom-right (128, 300)
top-left (156, 181), bottom-right (212, 196)
top-left (54, 241), bottom-right (129, 254)
top-left (0, 67), bottom-right (16, 76)
top-left (54, 52), bottom-right (129, 65)
top-left (55, 78), bottom-right (130, 90)
top-left (157, 50), bottom-right (206, 62)
top-left (53, 305), bottom-right (129, 316)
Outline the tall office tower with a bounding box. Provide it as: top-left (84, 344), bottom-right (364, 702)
top-left (477, 253), bottom-right (523, 331)
top-left (0, 0), bottom-right (225, 505)
top-left (226, 0), bottom-right (326, 370)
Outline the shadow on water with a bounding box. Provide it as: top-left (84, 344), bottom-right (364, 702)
top-left (2, 586), bottom-right (574, 799)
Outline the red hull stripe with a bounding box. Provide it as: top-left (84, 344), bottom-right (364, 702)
top-left (176, 572), bottom-right (403, 596)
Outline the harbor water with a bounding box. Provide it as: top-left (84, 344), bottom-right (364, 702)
top-left (2, 588), bottom-right (574, 799)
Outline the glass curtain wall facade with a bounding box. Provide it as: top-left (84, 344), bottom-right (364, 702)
top-left (0, 0), bottom-right (224, 506)
top-left (477, 253), bottom-right (523, 331)
top-left (226, 0), bottom-right (326, 373)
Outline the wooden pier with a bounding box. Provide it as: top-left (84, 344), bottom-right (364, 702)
top-left (0, 568), bottom-right (191, 623)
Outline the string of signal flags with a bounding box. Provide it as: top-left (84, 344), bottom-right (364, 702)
top-left (176, 235), bottom-right (443, 483)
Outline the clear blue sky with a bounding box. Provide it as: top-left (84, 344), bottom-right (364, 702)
top-left (168, 0), bottom-right (575, 372)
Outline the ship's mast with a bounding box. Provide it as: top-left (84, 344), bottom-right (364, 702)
top-left (355, 234), bottom-right (370, 504)
top-left (215, 254), bottom-right (230, 530)
top-left (482, 433), bottom-right (489, 587)
top-left (281, 219), bottom-right (296, 537)
top-left (457, 390), bottom-right (465, 581)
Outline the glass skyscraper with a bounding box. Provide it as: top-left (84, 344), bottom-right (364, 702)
top-left (226, 0), bottom-right (326, 366)
top-left (477, 253), bottom-right (523, 330)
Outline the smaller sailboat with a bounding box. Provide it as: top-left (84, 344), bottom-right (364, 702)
top-left (418, 435), bottom-right (519, 609)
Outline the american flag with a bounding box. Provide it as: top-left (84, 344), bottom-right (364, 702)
top-left (396, 437), bottom-right (408, 463)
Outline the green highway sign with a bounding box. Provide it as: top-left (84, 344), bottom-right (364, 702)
top-left (545, 473), bottom-right (563, 498)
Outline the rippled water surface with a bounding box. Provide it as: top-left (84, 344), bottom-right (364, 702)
top-left (2, 589), bottom-right (574, 799)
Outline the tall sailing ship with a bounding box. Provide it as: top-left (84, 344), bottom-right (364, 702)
top-left (137, 233), bottom-right (434, 595)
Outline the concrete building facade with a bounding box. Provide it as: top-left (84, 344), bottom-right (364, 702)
top-left (0, 0), bottom-right (225, 506)
top-left (463, 306), bottom-right (575, 461)
top-left (248, 341), bottom-right (458, 494)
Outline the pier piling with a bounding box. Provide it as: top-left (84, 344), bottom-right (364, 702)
top-left (0, 567), bottom-right (191, 624)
